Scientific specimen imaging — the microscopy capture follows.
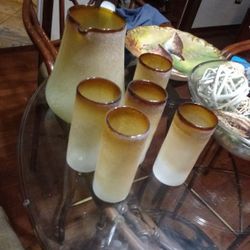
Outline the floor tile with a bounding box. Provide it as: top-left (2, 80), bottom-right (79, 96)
top-left (177, 192), bottom-right (236, 250)
top-left (193, 170), bottom-right (240, 232)
top-left (0, 11), bottom-right (10, 23)
top-left (0, 0), bottom-right (54, 49)
top-left (0, 28), bottom-right (31, 47)
top-left (0, 0), bottom-right (31, 48)
top-left (2, 12), bottom-right (28, 36)
top-left (0, 0), bottom-right (21, 15)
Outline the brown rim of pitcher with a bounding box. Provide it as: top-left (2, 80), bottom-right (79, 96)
top-left (76, 77), bottom-right (121, 106)
top-left (106, 106), bottom-right (150, 140)
top-left (127, 80), bottom-right (167, 105)
top-left (67, 5), bottom-right (126, 34)
top-left (176, 103), bottom-right (218, 131)
top-left (139, 53), bottom-right (172, 73)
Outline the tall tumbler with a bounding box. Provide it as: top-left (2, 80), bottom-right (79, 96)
top-left (46, 6), bottom-right (126, 123)
top-left (93, 106), bottom-right (150, 203)
top-left (153, 103), bottom-right (218, 186)
top-left (133, 53), bottom-right (172, 89)
top-left (124, 80), bottom-right (167, 163)
top-left (66, 78), bottom-right (121, 173)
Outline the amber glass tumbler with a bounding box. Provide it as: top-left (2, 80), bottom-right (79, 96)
top-left (124, 80), bottom-right (167, 162)
top-left (66, 78), bottom-right (121, 173)
top-left (93, 106), bottom-right (150, 203)
top-left (133, 53), bottom-right (172, 89)
top-left (153, 103), bottom-right (218, 186)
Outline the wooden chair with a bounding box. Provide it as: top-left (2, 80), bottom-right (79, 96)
top-left (221, 39), bottom-right (250, 60)
top-left (22, 0), bottom-right (79, 75)
top-left (22, 0), bottom-right (145, 76)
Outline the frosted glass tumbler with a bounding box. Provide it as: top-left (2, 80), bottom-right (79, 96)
top-left (66, 78), bottom-right (121, 173)
top-left (124, 80), bottom-right (167, 162)
top-left (46, 6), bottom-right (126, 123)
top-left (153, 103), bottom-right (218, 186)
top-left (133, 53), bottom-right (172, 89)
top-left (93, 106), bottom-right (150, 203)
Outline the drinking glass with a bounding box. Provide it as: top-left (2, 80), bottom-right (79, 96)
top-left (133, 53), bottom-right (172, 89)
top-left (66, 77), bottom-right (121, 173)
top-left (153, 103), bottom-right (218, 186)
top-left (124, 80), bottom-right (167, 162)
top-left (93, 106), bottom-right (150, 203)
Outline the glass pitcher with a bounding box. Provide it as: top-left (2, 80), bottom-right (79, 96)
top-left (45, 5), bottom-right (126, 123)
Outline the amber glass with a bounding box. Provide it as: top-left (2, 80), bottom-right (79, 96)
top-left (93, 106), bottom-right (150, 203)
top-left (66, 78), bottom-right (121, 173)
top-left (153, 103), bottom-right (218, 186)
top-left (45, 6), bottom-right (126, 123)
top-left (124, 80), bottom-right (167, 162)
top-left (133, 53), bottom-right (172, 89)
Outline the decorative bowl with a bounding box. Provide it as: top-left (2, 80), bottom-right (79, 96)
top-left (125, 26), bottom-right (223, 81)
top-left (188, 60), bottom-right (250, 161)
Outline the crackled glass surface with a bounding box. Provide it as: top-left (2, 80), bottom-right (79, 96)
top-left (124, 80), bottom-right (167, 162)
top-left (46, 6), bottom-right (126, 123)
top-left (133, 53), bottom-right (172, 89)
top-left (153, 103), bottom-right (218, 186)
top-left (66, 78), bottom-right (121, 173)
top-left (93, 106), bottom-right (149, 203)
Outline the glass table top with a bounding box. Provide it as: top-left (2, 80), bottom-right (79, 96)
top-left (18, 81), bottom-right (250, 250)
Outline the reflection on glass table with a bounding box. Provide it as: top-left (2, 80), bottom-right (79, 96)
top-left (18, 81), bottom-right (250, 250)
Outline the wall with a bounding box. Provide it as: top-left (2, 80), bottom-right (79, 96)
top-left (192, 0), bottom-right (250, 28)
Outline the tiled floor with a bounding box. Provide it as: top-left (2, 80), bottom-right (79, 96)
top-left (0, 0), bottom-right (33, 48)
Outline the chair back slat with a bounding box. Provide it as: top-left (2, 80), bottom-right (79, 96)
top-left (221, 40), bottom-right (250, 59)
top-left (23, 0), bottom-right (57, 74)
top-left (23, 0), bottom-right (79, 74)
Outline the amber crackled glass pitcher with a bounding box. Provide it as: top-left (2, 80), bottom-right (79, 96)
top-left (45, 5), bottom-right (126, 123)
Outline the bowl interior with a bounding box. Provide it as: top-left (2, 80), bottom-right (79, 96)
top-left (188, 60), bottom-right (228, 107)
top-left (188, 59), bottom-right (250, 160)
